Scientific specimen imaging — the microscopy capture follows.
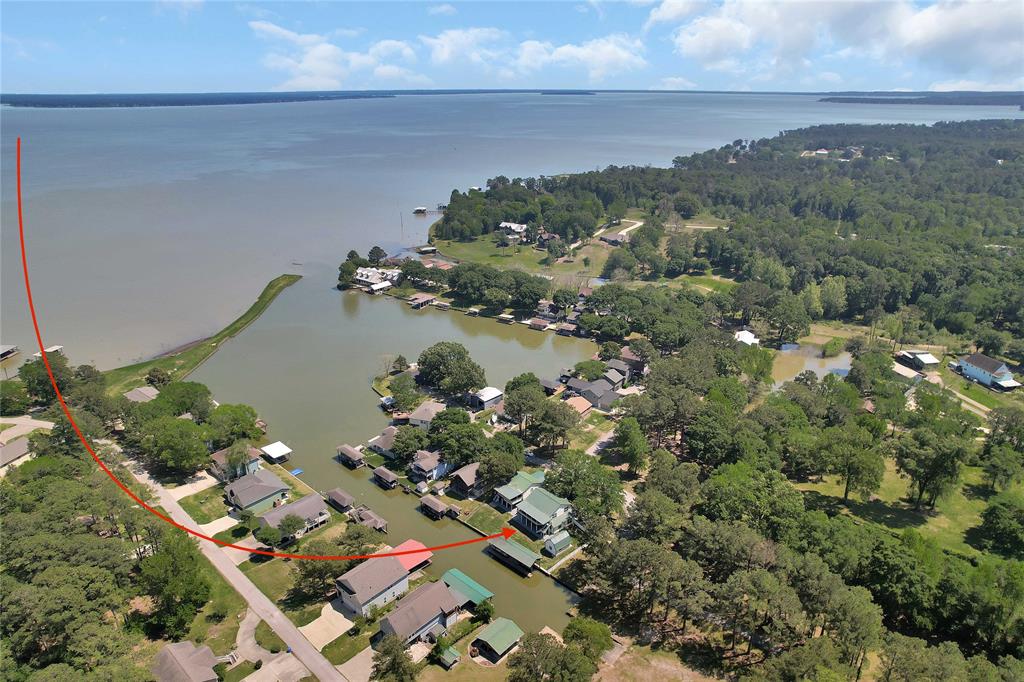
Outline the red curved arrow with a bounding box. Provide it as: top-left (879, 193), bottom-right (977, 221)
top-left (15, 136), bottom-right (516, 560)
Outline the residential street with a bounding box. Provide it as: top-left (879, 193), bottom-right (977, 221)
top-left (0, 415), bottom-right (54, 444)
top-left (125, 460), bottom-right (346, 682)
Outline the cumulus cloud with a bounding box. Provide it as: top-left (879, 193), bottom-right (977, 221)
top-left (514, 34), bottom-right (646, 81)
top-left (929, 76), bottom-right (1024, 91)
top-left (668, 0), bottom-right (1024, 84)
top-left (653, 75), bottom-right (698, 89)
top-left (644, 0), bottom-right (703, 31)
top-left (374, 64), bottom-right (434, 85)
top-left (419, 27), bottom-right (507, 65)
top-left (428, 3), bottom-right (457, 15)
top-left (250, 20), bottom-right (425, 90)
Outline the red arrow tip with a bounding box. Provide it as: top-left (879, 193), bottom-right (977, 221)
top-left (500, 527), bottom-right (516, 539)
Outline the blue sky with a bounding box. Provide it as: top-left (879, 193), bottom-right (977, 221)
top-left (2, 1), bottom-right (1021, 93)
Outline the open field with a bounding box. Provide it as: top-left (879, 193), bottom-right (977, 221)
top-left (188, 553), bottom-right (247, 655)
top-left (596, 644), bottom-right (719, 682)
top-left (104, 274), bottom-right (301, 396)
top-left (178, 486), bottom-right (229, 525)
top-left (794, 460), bottom-right (1009, 556)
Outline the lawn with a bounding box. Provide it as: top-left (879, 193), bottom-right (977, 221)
top-left (241, 558), bottom-right (293, 604)
top-left (465, 502), bottom-right (507, 535)
top-left (267, 463), bottom-right (314, 500)
top-left (103, 274), bottom-right (301, 396)
top-left (322, 628), bottom-right (374, 665)
top-left (188, 553), bottom-right (247, 655)
top-left (222, 661), bottom-right (258, 682)
top-left (794, 460), bottom-right (1005, 556)
top-left (255, 620), bottom-right (286, 653)
top-left (178, 486), bottom-right (230, 525)
top-left (935, 363), bottom-right (1023, 412)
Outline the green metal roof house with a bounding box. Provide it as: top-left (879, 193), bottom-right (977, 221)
top-left (515, 487), bottom-right (572, 538)
top-left (472, 617), bottom-right (524, 662)
top-left (488, 538), bottom-right (541, 575)
top-left (543, 529), bottom-right (572, 557)
top-left (442, 568), bottom-right (494, 608)
top-left (438, 646), bottom-right (461, 669)
top-left (492, 469), bottom-right (545, 511)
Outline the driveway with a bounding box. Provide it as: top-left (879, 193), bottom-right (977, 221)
top-left (335, 645), bottom-right (375, 682)
top-left (200, 515), bottom-right (238, 536)
top-left (168, 469), bottom-right (220, 500)
top-left (299, 598), bottom-right (354, 651)
top-left (222, 535), bottom-right (271, 566)
top-left (0, 416), bottom-right (54, 444)
top-left (243, 653), bottom-right (310, 682)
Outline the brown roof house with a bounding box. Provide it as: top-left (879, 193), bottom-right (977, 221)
top-left (209, 445), bottom-right (262, 482)
top-left (152, 641), bottom-right (218, 682)
top-left (325, 487), bottom-right (356, 512)
top-left (258, 495), bottom-right (330, 542)
top-left (336, 444), bottom-right (366, 468)
top-left (337, 555), bottom-right (409, 616)
top-left (448, 462), bottom-right (482, 498)
top-left (368, 426), bottom-right (398, 458)
top-left (409, 400), bottom-right (447, 430)
top-left (411, 449), bottom-right (450, 482)
top-left (378, 581), bottom-right (460, 645)
top-left (224, 469), bottom-right (288, 514)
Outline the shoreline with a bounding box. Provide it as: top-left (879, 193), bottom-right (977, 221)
top-left (103, 273), bottom-right (302, 396)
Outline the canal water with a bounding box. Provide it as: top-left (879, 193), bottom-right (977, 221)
top-left (772, 343), bottom-right (853, 387)
top-left (191, 265), bottom-right (596, 633)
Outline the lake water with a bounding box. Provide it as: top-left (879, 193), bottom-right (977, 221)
top-left (190, 266), bottom-right (595, 632)
top-left (772, 343), bottom-right (853, 387)
top-left (2, 92), bottom-right (1019, 368)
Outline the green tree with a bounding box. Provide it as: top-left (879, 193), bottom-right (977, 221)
top-left (391, 355), bottom-right (409, 373)
top-left (975, 492), bottom-right (1024, 559)
top-left (138, 416), bottom-right (209, 473)
top-left (983, 444), bottom-right (1023, 491)
top-left (145, 367), bottom-right (172, 387)
top-left (368, 245), bottom-right (387, 265)
top-left (824, 424), bottom-right (885, 501)
top-left (154, 381), bottom-right (213, 422)
top-left (139, 530), bottom-right (211, 637)
top-left (390, 425), bottom-right (429, 464)
top-left (546, 449), bottom-right (623, 517)
top-left (563, 617), bottom-right (613, 658)
top-left (503, 385), bottom-right (546, 435)
top-left (574, 359), bottom-right (606, 381)
top-left (0, 380), bottom-right (30, 415)
top-left (531, 400), bottom-right (581, 451)
top-left (478, 444), bottom-right (525, 491)
top-left (371, 634), bottom-right (418, 682)
top-left (552, 287), bottom-right (577, 309)
top-left (206, 403), bottom-right (260, 449)
top-left (613, 416), bottom-right (650, 474)
top-left (508, 633), bottom-right (595, 682)
top-left (769, 292), bottom-right (812, 344)
top-left (18, 354), bottom-right (76, 404)
top-left (893, 428), bottom-right (968, 509)
top-left (673, 192), bottom-right (702, 218)
top-left (505, 372), bottom-right (541, 394)
top-left (474, 599), bottom-right (495, 623)
top-left (388, 373), bottom-right (420, 412)
top-left (417, 342), bottom-right (486, 395)
top-left (338, 260), bottom-right (357, 288)
top-left (598, 341), bottom-right (622, 361)
top-left (277, 514), bottom-right (306, 540)
top-left (483, 287), bottom-right (511, 312)
top-left (255, 524), bottom-right (283, 547)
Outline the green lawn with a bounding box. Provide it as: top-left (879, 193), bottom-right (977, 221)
top-left (188, 553), bottom-right (247, 655)
top-left (178, 486), bottom-right (230, 525)
top-left (465, 503), bottom-right (507, 535)
top-left (222, 661), bottom-right (258, 682)
top-left (267, 463), bottom-right (313, 500)
top-left (794, 460), bottom-right (1007, 556)
top-left (322, 628), bottom-right (374, 665)
top-left (255, 620), bottom-right (286, 653)
top-left (103, 274), bottom-right (301, 396)
top-left (936, 363), bottom-right (1023, 411)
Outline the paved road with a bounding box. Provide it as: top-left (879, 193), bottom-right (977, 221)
top-left (126, 461), bottom-right (346, 682)
top-left (0, 415), bottom-right (54, 444)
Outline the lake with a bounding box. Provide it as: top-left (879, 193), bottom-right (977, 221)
top-left (191, 264), bottom-right (596, 633)
top-left (2, 92), bottom-right (1019, 368)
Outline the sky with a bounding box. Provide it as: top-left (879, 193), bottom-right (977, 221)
top-left (1, 0), bottom-right (1022, 94)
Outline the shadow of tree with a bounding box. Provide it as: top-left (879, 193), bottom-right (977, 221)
top-left (801, 490), bottom-right (927, 530)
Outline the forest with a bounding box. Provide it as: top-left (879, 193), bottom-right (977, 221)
top-left (436, 120), bottom-right (1024, 355)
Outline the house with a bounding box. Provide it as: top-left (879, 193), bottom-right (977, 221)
top-left (734, 329), bottom-right (760, 346)
top-left (411, 450), bottom-right (449, 481)
top-left (577, 286), bottom-right (593, 303)
top-left (528, 318), bottom-right (550, 331)
top-left (619, 346), bottom-right (647, 375)
top-left (448, 462), bottom-right (483, 498)
top-left (544, 529), bottom-right (573, 556)
top-left (442, 568), bottom-right (494, 609)
top-left (374, 466), bottom-right (399, 489)
top-left (209, 445), bottom-right (262, 482)
top-left (960, 353), bottom-right (1020, 390)
top-left (536, 300), bottom-right (559, 320)
top-left (0, 437), bottom-right (33, 476)
top-left (565, 377), bottom-right (590, 395)
top-left (488, 538), bottom-right (541, 575)
top-left (369, 281), bottom-right (391, 294)
top-left (593, 390), bottom-right (620, 411)
top-left (434, 301), bottom-right (451, 310)
top-left (368, 426), bottom-right (398, 458)
top-left (409, 400), bottom-right (446, 429)
top-left (497, 313), bottom-right (516, 324)
top-left (123, 385), bottom-right (160, 403)
top-left (603, 368), bottom-right (625, 389)
top-left (420, 494), bottom-right (449, 519)
top-left (336, 556), bottom-right (409, 616)
top-left (557, 323), bottom-right (577, 336)
top-left (581, 379), bottom-right (614, 406)
top-left (514, 487), bottom-right (572, 538)
top-left (354, 267), bottom-right (402, 287)
top-left (224, 469), bottom-right (289, 514)
top-left (539, 378), bottom-right (561, 395)
top-left (336, 444), bottom-right (366, 468)
top-left (408, 293), bottom-right (437, 309)
top-left (892, 362), bottom-right (922, 381)
top-left (393, 539), bottom-right (434, 572)
top-left (152, 641), bottom-right (218, 682)
top-left (350, 505), bottom-right (388, 532)
top-left (325, 487), bottom-right (355, 512)
top-left (605, 358), bottom-right (631, 382)
top-left (471, 617), bottom-right (524, 663)
top-left (565, 395), bottom-right (592, 417)
top-left (600, 232), bottom-right (630, 246)
top-left (537, 231), bottom-right (560, 247)
top-left (438, 646), bottom-right (461, 670)
top-left (499, 221), bottom-right (528, 236)
top-left (378, 581), bottom-right (460, 645)
top-left (493, 470), bottom-right (546, 511)
top-left (470, 386), bottom-right (503, 411)
top-left (260, 441), bottom-right (292, 464)
top-left (896, 350), bottom-right (940, 370)
top-left (258, 495), bottom-right (330, 540)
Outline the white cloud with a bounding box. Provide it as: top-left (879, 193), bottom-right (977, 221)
top-left (929, 77), bottom-right (1024, 91)
top-left (428, 3), bottom-right (457, 15)
top-left (251, 21), bottom-right (426, 90)
top-left (513, 34), bottom-right (646, 81)
top-left (419, 27), bottom-right (506, 65)
top-left (653, 75), bottom-right (697, 89)
top-left (673, 14), bottom-right (753, 72)
top-left (644, 0), bottom-right (702, 31)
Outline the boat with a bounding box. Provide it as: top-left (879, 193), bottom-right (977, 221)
top-left (413, 206), bottom-right (428, 214)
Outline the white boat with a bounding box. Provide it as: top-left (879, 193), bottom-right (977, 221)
top-left (412, 206), bottom-right (428, 214)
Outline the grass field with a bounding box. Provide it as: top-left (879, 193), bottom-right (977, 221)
top-left (103, 274), bottom-right (301, 396)
top-left (188, 553), bottom-right (247, 655)
top-left (794, 460), bottom-right (1005, 556)
top-left (222, 661), bottom-right (258, 682)
top-left (178, 486), bottom-right (229, 525)
top-left (255, 619), bottom-right (286, 653)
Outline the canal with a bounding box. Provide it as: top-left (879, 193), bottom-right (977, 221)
top-left (191, 265), bottom-right (597, 633)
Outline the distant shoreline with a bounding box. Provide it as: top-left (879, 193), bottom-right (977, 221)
top-left (3, 88), bottom-right (1021, 109)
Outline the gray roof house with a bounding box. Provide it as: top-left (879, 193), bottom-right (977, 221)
top-left (336, 444), bottom-right (366, 468)
top-left (603, 368), bottom-right (625, 389)
top-left (378, 581), bottom-right (460, 644)
top-left (409, 400), bottom-right (447, 429)
top-left (0, 437), bottom-right (32, 472)
top-left (152, 641), bottom-right (218, 682)
top-left (124, 385), bottom-right (160, 403)
top-left (368, 426), bottom-right (398, 457)
top-left (605, 358), bottom-right (631, 379)
top-left (374, 466), bottom-right (399, 489)
top-left (258, 495), bottom-right (330, 539)
top-left (325, 488), bottom-right (356, 511)
top-left (411, 449), bottom-right (450, 481)
top-left (449, 462), bottom-right (482, 498)
top-left (336, 556), bottom-right (409, 616)
top-left (209, 445), bottom-right (262, 482)
top-left (224, 469), bottom-right (288, 513)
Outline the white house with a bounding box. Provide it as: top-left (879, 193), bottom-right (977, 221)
top-left (734, 330), bottom-right (759, 346)
top-left (470, 386), bottom-right (503, 411)
top-left (408, 400), bottom-right (447, 430)
top-left (959, 353), bottom-right (1020, 390)
top-left (499, 221), bottom-right (528, 235)
top-left (336, 556), bottom-right (409, 616)
top-left (260, 441), bottom-right (292, 463)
